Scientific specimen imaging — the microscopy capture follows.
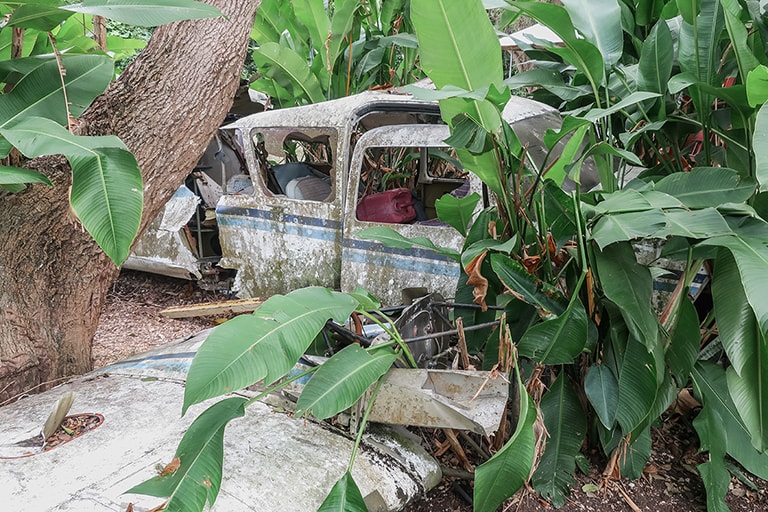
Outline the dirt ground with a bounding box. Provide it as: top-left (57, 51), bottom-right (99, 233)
top-left (94, 270), bottom-right (768, 512)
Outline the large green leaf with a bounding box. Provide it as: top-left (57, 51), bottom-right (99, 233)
top-left (295, 344), bottom-right (397, 420)
top-left (655, 167), bottom-right (755, 208)
top-left (501, 0), bottom-right (605, 90)
top-left (183, 288), bottom-right (359, 414)
top-left (719, 0), bottom-right (760, 79)
top-left (355, 226), bottom-right (460, 261)
top-left (531, 373), bottom-right (586, 507)
top-left (560, 0), bottom-right (623, 67)
top-left (518, 298), bottom-right (588, 364)
top-left (63, 0), bottom-right (222, 27)
top-left (504, 68), bottom-right (593, 101)
top-left (656, 208), bottom-right (732, 239)
top-left (8, 4), bottom-right (73, 31)
top-left (713, 249), bottom-right (758, 376)
top-left (490, 253), bottom-right (567, 317)
top-left (474, 372), bottom-right (536, 511)
top-left (326, 0), bottom-right (360, 73)
top-left (318, 471), bottom-right (368, 512)
top-left (69, 147), bottom-right (142, 265)
top-left (637, 20), bottom-right (674, 97)
top-left (618, 427), bottom-right (652, 479)
top-left (755, 102), bottom-right (768, 192)
top-left (666, 296), bottom-right (700, 380)
top-left (614, 336), bottom-right (661, 433)
top-left (411, 0), bottom-right (503, 132)
top-left (0, 165), bottom-right (52, 186)
top-left (585, 364), bottom-right (619, 429)
top-left (693, 363), bottom-right (748, 512)
top-left (700, 229), bottom-right (768, 336)
top-left (693, 362), bottom-right (768, 481)
top-left (726, 330), bottom-right (768, 452)
top-left (293, 0), bottom-right (332, 71)
top-left (2, 117), bottom-right (142, 265)
top-left (0, 55), bottom-right (113, 139)
top-left (593, 242), bottom-right (658, 350)
top-left (590, 210), bottom-right (667, 249)
top-left (252, 42), bottom-right (326, 104)
top-left (434, 192), bottom-right (480, 236)
top-left (677, 0), bottom-right (724, 87)
top-left (127, 397), bottom-right (246, 512)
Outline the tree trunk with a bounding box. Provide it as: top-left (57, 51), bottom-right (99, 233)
top-left (0, 0), bottom-right (260, 404)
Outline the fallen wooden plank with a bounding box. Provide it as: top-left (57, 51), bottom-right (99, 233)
top-left (160, 298), bottom-right (264, 318)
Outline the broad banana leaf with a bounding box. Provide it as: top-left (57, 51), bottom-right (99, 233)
top-left (474, 366), bottom-right (536, 511)
top-left (295, 344), bottom-right (397, 420)
top-left (183, 288), bottom-right (358, 414)
top-left (318, 471), bottom-right (367, 512)
top-left (293, 0), bottom-right (332, 71)
top-left (560, 0), bottom-right (623, 67)
top-left (613, 335), bottom-right (662, 433)
top-left (252, 42), bottom-right (326, 104)
top-left (411, 0), bottom-right (503, 132)
top-left (8, 4), bottom-right (72, 31)
top-left (0, 165), bottom-right (51, 186)
top-left (1, 117), bottom-right (142, 266)
top-left (532, 373), bottom-right (586, 507)
top-left (62, 0), bottom-right (222, 27)
top-left (518, 298), bottom-right (588, 364)
top-left (585, 364), bottom-right (619, 429)
top-left (593, 242), bottom-right (659, 350)
top-left (127, 397), bottom-right (246, 512)
top-left (693, 362), bottom-right (768, 481)
top-left (719, 0), bottom-right (761, 79)
top-left (0, 54), bottom-right (113, 141)
top-left (637, 20), bottom-right (674, 97)
top-left (755, 102), bottom-right (768, 191)
top-left (654, 167), bottom-right (755, 209)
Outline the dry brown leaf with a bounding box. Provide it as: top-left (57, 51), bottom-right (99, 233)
top-left (159, 457), bottom-right (181, 477)
top-left (465, 251), bottom-right (489, 311)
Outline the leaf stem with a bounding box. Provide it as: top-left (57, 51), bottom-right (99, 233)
top-left (348, 376), bottom-right (384, 470)
top-left (47, 33), bottom-right (73, 133)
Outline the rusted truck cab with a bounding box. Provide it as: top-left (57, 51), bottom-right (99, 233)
top-left (125, 90), bottom-right (561, 304)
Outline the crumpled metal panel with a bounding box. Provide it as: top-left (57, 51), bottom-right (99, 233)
top-left (365, 369), bottom-right (509, 437)
top-left (123, 185), bottom-right (201, 280)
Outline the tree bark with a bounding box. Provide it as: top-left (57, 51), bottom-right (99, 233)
top-left (0, 0), bottom-right (260, 403)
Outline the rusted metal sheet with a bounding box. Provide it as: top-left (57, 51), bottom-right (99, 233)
top-left (365, 369), bottom-right (509, 437)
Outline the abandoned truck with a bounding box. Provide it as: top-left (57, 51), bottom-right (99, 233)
top-left (124, 90), bottom-right (563, 305)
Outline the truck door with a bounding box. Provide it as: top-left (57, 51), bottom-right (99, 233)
top-left (216, 126), bottom-right (345, 297)
top-left (341, 124), bottom-right (478, 306)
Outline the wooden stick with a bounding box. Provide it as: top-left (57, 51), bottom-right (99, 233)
top-left (160, 298), bottom-right (264, 318)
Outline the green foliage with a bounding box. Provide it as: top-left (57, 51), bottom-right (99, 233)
top-left (183, 287), bottom-right (358, 415)
top-left (249, 0), bottom-right (425, 106)
top-left (126, 1), bottom-right (768, 511)
top-left (295, 343), bottom-right (397, 420)
top-left (401, 0), bottom-right (768, 509)
top-left (127, 397), bottom-right (246, 512)
top-left (0, 0), bottom-right (224, 264)
top-left (317, 471), bottom-right (368, 512)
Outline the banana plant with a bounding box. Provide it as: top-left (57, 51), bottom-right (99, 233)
top-left (0, 0), bottom-right (223, 264)
top-left (250, 0), bottom-right (422, 106)
top-left (128, 286), bottom-right (428, 512)
top-left (354, 0), bottom-right (768, 510)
